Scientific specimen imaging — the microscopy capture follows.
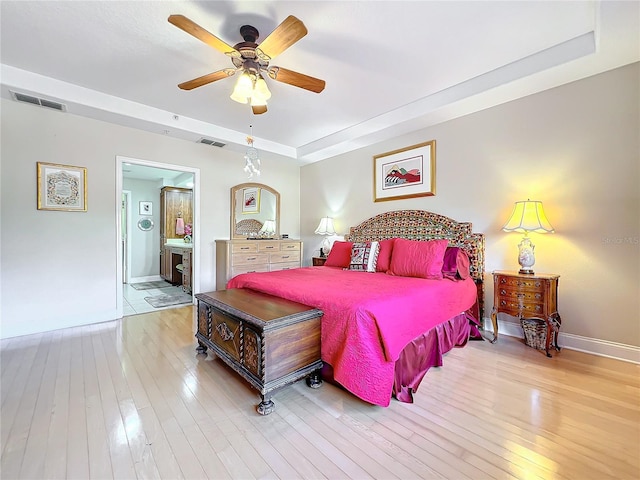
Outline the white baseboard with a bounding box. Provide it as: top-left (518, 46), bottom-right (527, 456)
top-left (129, 275), bottom-right (163, 283)
top-left (484, 318), bottom-right (640, 364)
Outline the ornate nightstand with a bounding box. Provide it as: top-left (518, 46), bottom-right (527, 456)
top-left (491, 270), bottom-right (561, 357)
top-left (312, 256), bottom-right (327, 266)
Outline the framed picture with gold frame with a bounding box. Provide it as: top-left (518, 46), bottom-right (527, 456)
top-left (373, 140), bottom-right (436, 202)
top-left (242, 186), bottom-right (260, 214)
top-left (37, 162), bottom-right (87, 211)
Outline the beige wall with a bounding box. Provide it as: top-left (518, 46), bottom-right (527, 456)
top-left (2, 63), bottom-right (638, 353)
top-left (301, 63), bottom-right (640, 350)
top-left (0, 99), bottom-right (300, 338)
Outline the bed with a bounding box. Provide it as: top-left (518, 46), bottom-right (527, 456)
top-left (227, 210), bottom-right (485, 407)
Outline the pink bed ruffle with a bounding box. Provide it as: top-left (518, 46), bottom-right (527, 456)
top-left (393, 310), bottom-right (480, 402)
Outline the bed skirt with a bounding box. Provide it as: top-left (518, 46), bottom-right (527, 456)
top-left (322, 310), bottom-right (482, 404)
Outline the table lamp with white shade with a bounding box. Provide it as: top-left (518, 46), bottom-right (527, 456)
top-left (314, 217), bottom-right (336, 257)
top-left (502, 199), bottom-right (554, 274)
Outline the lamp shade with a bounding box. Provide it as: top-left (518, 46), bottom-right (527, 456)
top-left (253, 75), bottom-right (272, 101)
top-left (502, 200), bottom-right (554, 233)
top-left (258, 219), bottom-right (276, 235)
top-left (314, 217), bottom-right (336, 235)
top-left (230, 72), bottom-right (253, 104)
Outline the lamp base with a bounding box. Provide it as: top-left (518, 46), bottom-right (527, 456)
top-left (517, 236), bottom-right (536, 275)
top-left (321, 237), bottom-right (331, 256)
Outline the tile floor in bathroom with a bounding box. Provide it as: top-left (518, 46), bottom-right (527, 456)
top-left (123, 281), bottom-right (193, 316)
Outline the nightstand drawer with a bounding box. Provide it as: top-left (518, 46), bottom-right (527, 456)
top-left (497, 299), bottom-right (545, 316)
top-left (497, 287), bottom-right (545, 304)
top-left (496, 275), bottom-right (545, 291)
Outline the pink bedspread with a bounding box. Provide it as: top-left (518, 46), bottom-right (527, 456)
top-left (227, 266), bottom-right (477, 407)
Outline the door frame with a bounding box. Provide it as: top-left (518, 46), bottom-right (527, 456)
top-left (122, 190), bottom-right (132, 284)
top-left (115, 155), bottom-right (200, 317)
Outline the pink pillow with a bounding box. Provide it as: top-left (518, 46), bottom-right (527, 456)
top-left (388, 238), bottom-right (449, 279)
top-left (442, 247), bottom-right (471, 280)
top-left (324, 241), bottom-right (353, 267)
top-left (375, 238), bottom-right (396, 272)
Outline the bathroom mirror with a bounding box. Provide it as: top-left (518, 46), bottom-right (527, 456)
top-left (230, 183), bottom-right (280, 239)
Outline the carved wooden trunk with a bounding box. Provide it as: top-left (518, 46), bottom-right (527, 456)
top-left (195, 288), bottom-right (323, 415)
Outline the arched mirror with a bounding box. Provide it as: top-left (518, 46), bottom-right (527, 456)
top-left (230, 183), bottom-right (280, 240)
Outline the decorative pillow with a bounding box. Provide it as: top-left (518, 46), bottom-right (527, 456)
top-left (387, 238), bottom-right (449, 279)
top-left (348, 241), bottom-right (380, 272)
top-left (442, 247), bottom-right (471, 280)
top-left (324, 241), bottom-right (353, 267)
top-left (375, 238), bottom-right (396, 272)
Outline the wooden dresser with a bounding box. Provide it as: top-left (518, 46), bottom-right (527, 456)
top-left (215, 239), bottom-right (303, 289)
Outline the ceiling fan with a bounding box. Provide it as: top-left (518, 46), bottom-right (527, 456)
top-left (168, 14), bottom-right (326, 115)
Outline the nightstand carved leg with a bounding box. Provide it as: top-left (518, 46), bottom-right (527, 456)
top-left (490, 307), bottom-right (498, 343)
top-left (552, 313), bottom-right (562, 352)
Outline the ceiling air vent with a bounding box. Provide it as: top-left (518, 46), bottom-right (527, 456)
top-left (10, 91), bottom-right (67, 112)
top-left (197, 137), bottom-right (225, 147)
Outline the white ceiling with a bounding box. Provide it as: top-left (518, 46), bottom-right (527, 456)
top-left (1, 1), bottom-right (638, 165)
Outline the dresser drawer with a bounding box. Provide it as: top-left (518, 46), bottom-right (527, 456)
top-left (258, 242), bottom-right (281, 252)
top-left (232, 265), bottom-right (269, 277)
top-left (270, 261), bottom-right (300, 272)
top-left (231, 243), bottom-right (258, 254)
top-left (270, 251), bottom-right (301, 264)
top-left (280, 242), bottom-right (301, 252)
top-left (232, 253), bottom-right (269, 266)
top-left (211, 310), bottom-right (241, 362)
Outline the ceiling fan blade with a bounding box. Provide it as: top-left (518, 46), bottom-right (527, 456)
top-left (168, 15), bottom-right (239, 57)
top-left (255, 16), bottom-right (307, 61)
top-left (268, 67), bottom-right (325, 93)
top-left (178, 69), bottom-right (236, 90)
top-left (252, 104), bottom-right (268, 115)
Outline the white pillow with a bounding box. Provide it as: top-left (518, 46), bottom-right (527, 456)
top-left (347, 241), bottom-right (380, 272)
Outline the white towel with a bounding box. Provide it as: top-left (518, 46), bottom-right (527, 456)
top-left (176, 218), bottom-right (185, 235)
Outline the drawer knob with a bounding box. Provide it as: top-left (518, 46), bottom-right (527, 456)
top-left (216, 323), bottom-right (234, 342)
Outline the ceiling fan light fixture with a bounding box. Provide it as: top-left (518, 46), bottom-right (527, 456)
top-left (230, 89), bottom-right (248, 104)
top-left (253, 75), bottom-right (272, 101)
top-left (230, 71), bottom-right (253, 103)
top-left (250, 95), bottom-right (267, 107)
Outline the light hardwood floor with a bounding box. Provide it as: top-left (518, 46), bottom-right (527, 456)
top-left (1, 306), bottom-right (638, 479)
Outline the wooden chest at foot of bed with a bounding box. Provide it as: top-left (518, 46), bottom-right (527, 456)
top-left (195, 288), bottom-right (323, 415)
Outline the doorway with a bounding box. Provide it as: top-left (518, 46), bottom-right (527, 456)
top-left (115, 155), bottom-right (200, 317)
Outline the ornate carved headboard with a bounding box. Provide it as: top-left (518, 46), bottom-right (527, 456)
top-left (344, 210), bottom-right (485, 318)
top-left (235, 218), bottom-right (263, 236)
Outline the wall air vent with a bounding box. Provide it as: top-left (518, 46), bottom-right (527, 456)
top-left (10, 91), bottom-right (67, 112)
top-left (197, 137), bottom-right (225, 147)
